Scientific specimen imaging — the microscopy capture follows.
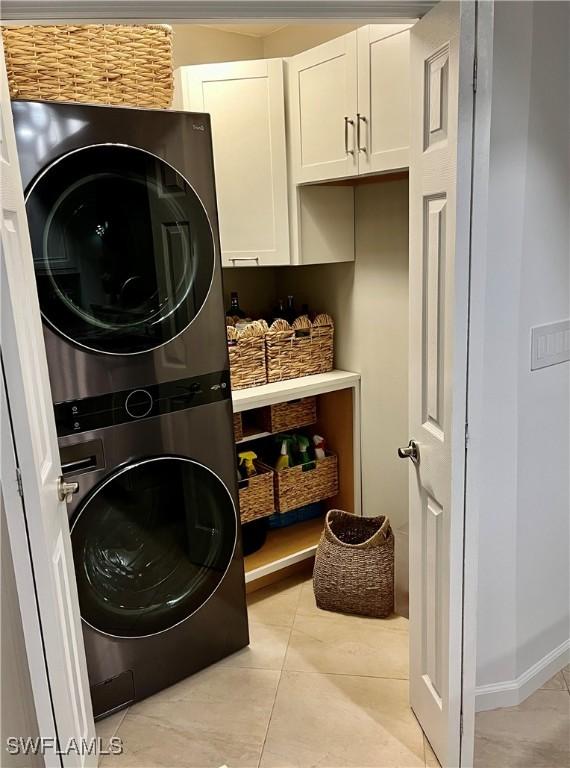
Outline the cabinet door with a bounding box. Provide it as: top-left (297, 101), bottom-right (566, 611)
top-left (180, 59), bottom-right (290, 267)
top-left (357, 25), bottom-right (411, 175)
top-left (288, 33), bottom-right (358, 183)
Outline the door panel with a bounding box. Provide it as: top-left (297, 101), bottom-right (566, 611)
top-left (288, 32), bottom-right (358, 183)
top-left (180, 59), bottom-right (290, 266)
top-left (357, 25), bottom-right (412, 174)
top-left (1, 38), bottom-right (96, 767)
top-left (408, 2), bottom-right (474, 766)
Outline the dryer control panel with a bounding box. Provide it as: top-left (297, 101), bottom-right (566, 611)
top-left (54, 370), bottom-right (231, 437)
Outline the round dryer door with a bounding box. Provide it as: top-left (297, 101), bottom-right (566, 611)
top-left (26, 144), bottom-right (215, 355)
top-left (71, 457), bottom-right (237, 638)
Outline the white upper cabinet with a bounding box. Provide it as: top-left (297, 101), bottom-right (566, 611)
top-left (288, 25), bottom-right (411, 183)
top-left (175, 59), bottom-right (290, 267)
top-left (287, 33), bottom-right (358, 184)
top-left (357, 25), bottom-right (411, 174)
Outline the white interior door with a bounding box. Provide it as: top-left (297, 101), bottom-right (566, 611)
top-left (407, 2), bottom-right (474, 766)
top-left (287, 32), bottom-right (358, 183)
top-left (356, 24), bottom-right (412, 174)
top-left (0, 43), bottom-right (96, 766)
top-left (177, 59), bottom-right (290, 267)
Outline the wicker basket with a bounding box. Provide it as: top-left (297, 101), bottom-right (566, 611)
top-left (261, 397), bottom-right (317, 433)
top-left (227, 320), bottom-right (268, 390)
top-left (233, 413), bottom-right (243, 442)
top-left (2, 24), bottom-right (173, 109)
top-left (266, 314), bottom-right (334, 383)
top-left (313, 510), bottom-right (394, 618)
top-left (238, 464), bottom-right (275, 524)
top-left (267, 452), bottom-right (338, 514)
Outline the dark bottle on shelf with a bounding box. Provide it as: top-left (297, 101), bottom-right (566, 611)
top-left (271, 298), bottom-right (286, 324)
top-left (227, 291), bottom-right (246, 319)
top-left (285, 295), bottom-right (296, 324)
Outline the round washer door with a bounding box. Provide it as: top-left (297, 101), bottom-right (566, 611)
top-left (71, 457), bottom-right (237, 638)
top-left (26, 144), bottom-right (215, 355)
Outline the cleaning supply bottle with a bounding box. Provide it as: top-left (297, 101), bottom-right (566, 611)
top-left (295, 434), bottom-right (311, 465)
top-left (275, 440), bottom-right (291, 471)
top-left (238, 450), bottom-right (257, 478)
top-left (313, 434), bottom-right (326, 460)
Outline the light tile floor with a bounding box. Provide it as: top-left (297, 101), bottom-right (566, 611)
top-left (474, 666), bottom-right (570, 768)
top-left (98, 573), bottom-right (436, 768)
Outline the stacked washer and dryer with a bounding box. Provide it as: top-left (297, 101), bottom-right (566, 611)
top-left (13, 100), bottom-right (249, 718)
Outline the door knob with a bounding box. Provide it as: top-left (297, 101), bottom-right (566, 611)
top-left (57, 476), bottom-right (79, 504)
top-left (398, 440), bottom-right (420, 465)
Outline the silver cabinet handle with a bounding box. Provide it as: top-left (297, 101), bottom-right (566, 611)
top-left (57, 476), bottom-right (79, 504)
top-left (344, 116), bottom-right (354, 155)
top-left (397, 440), bottom-right (420, 465)
top-left (357, 113), bottom-right (367, 153)
top-left (229, 256), bottom-right (260, 263)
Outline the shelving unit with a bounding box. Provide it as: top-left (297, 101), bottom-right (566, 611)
top-left (232, 370), bottom-right (361, 413)
top-left (233, 369), bottom-right (361, 589)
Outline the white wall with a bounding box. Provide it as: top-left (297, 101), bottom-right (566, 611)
top-left (261, 23), bottom-right (358, 58)
top-left (171, 25), bottom-right (263, 68)
top-left (273, 178), bottom-right (410, 530)
top-left (475, 0), bottom-right (570, 702)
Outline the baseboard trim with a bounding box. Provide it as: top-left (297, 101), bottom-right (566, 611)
top-left (475, 639), bottom-right (570, 712)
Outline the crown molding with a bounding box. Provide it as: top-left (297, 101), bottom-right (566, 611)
top-left (1, 1), bottom-right (434, 23)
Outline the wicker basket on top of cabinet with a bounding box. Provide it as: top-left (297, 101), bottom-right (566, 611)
top-left (2, 25), bottom-right (173, 108)
top-left (266, 452), bottom-right (339, 514)
top-left (238, 464), bottom-right (274, 523)
top-left (265, 314), bottom-right (334, 383)
top-left (261, 397), bottom-right (317, 434)
top-left (227, 319), bottom-right (268, 390)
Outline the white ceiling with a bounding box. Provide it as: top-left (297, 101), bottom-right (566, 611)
top-left (202, 23), bottom-right (288, 38)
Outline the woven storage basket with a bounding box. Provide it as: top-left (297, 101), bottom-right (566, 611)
top-left (227, 320), bottom-right (268, 390)
top-left (266, 314), bottom-right (334, 383)
top-left (261, 397), bottom-right (317, 433)
top-left (232, 413), bottom-right (243, 442)
top-left (265, 452), bottom-right (338, 514)
top-left (313, 510), bottom-right (394, 618)
top-left (238, 464), bottom-right (275, 524)
top-left (2, 24), bottom-right (173, 109)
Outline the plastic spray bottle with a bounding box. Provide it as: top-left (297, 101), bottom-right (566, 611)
top-left (238, 450), bottom-right (258, 478)
top-left (295, 435), bottom-right (311, 465)
top-left (275, 439), bottom-right (291, 471)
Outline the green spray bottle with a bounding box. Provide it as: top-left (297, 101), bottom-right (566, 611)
top-left (295, 434), bottom-right (311, 465)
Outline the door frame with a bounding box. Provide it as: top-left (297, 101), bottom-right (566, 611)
top-left (1, 3), bottom-right (494, 766)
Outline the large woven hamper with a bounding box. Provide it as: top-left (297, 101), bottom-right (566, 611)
top-left (313, 509), bottom-right (394, 618)
top-left (2, 24), bottom-right (173, 109)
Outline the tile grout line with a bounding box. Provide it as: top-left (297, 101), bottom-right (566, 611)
top-left (254, 576), bottom-right (307, 768)
top-left (257, 668), bottom-right (283, 768)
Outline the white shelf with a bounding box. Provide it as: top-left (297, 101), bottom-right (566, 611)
top-left (232, 370), bottom-right (360, 413)
top-left (235, 430), bottom-right (271, 445)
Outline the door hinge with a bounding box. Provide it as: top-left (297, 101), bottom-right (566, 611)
top-left (16, 467), bottom-right (23, 498)
top-left (464, 423), bottom-right (469, 449)
top-left (472, 56), bottom-right (478, 93)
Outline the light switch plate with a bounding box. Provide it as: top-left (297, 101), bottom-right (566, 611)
top-left (531, 319), bottom-right (570, 370)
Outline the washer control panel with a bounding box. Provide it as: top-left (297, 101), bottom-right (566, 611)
top-left (54, 370), bottom-right (230, 436)
top-left (125, 389), bottom-right (153, 419)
